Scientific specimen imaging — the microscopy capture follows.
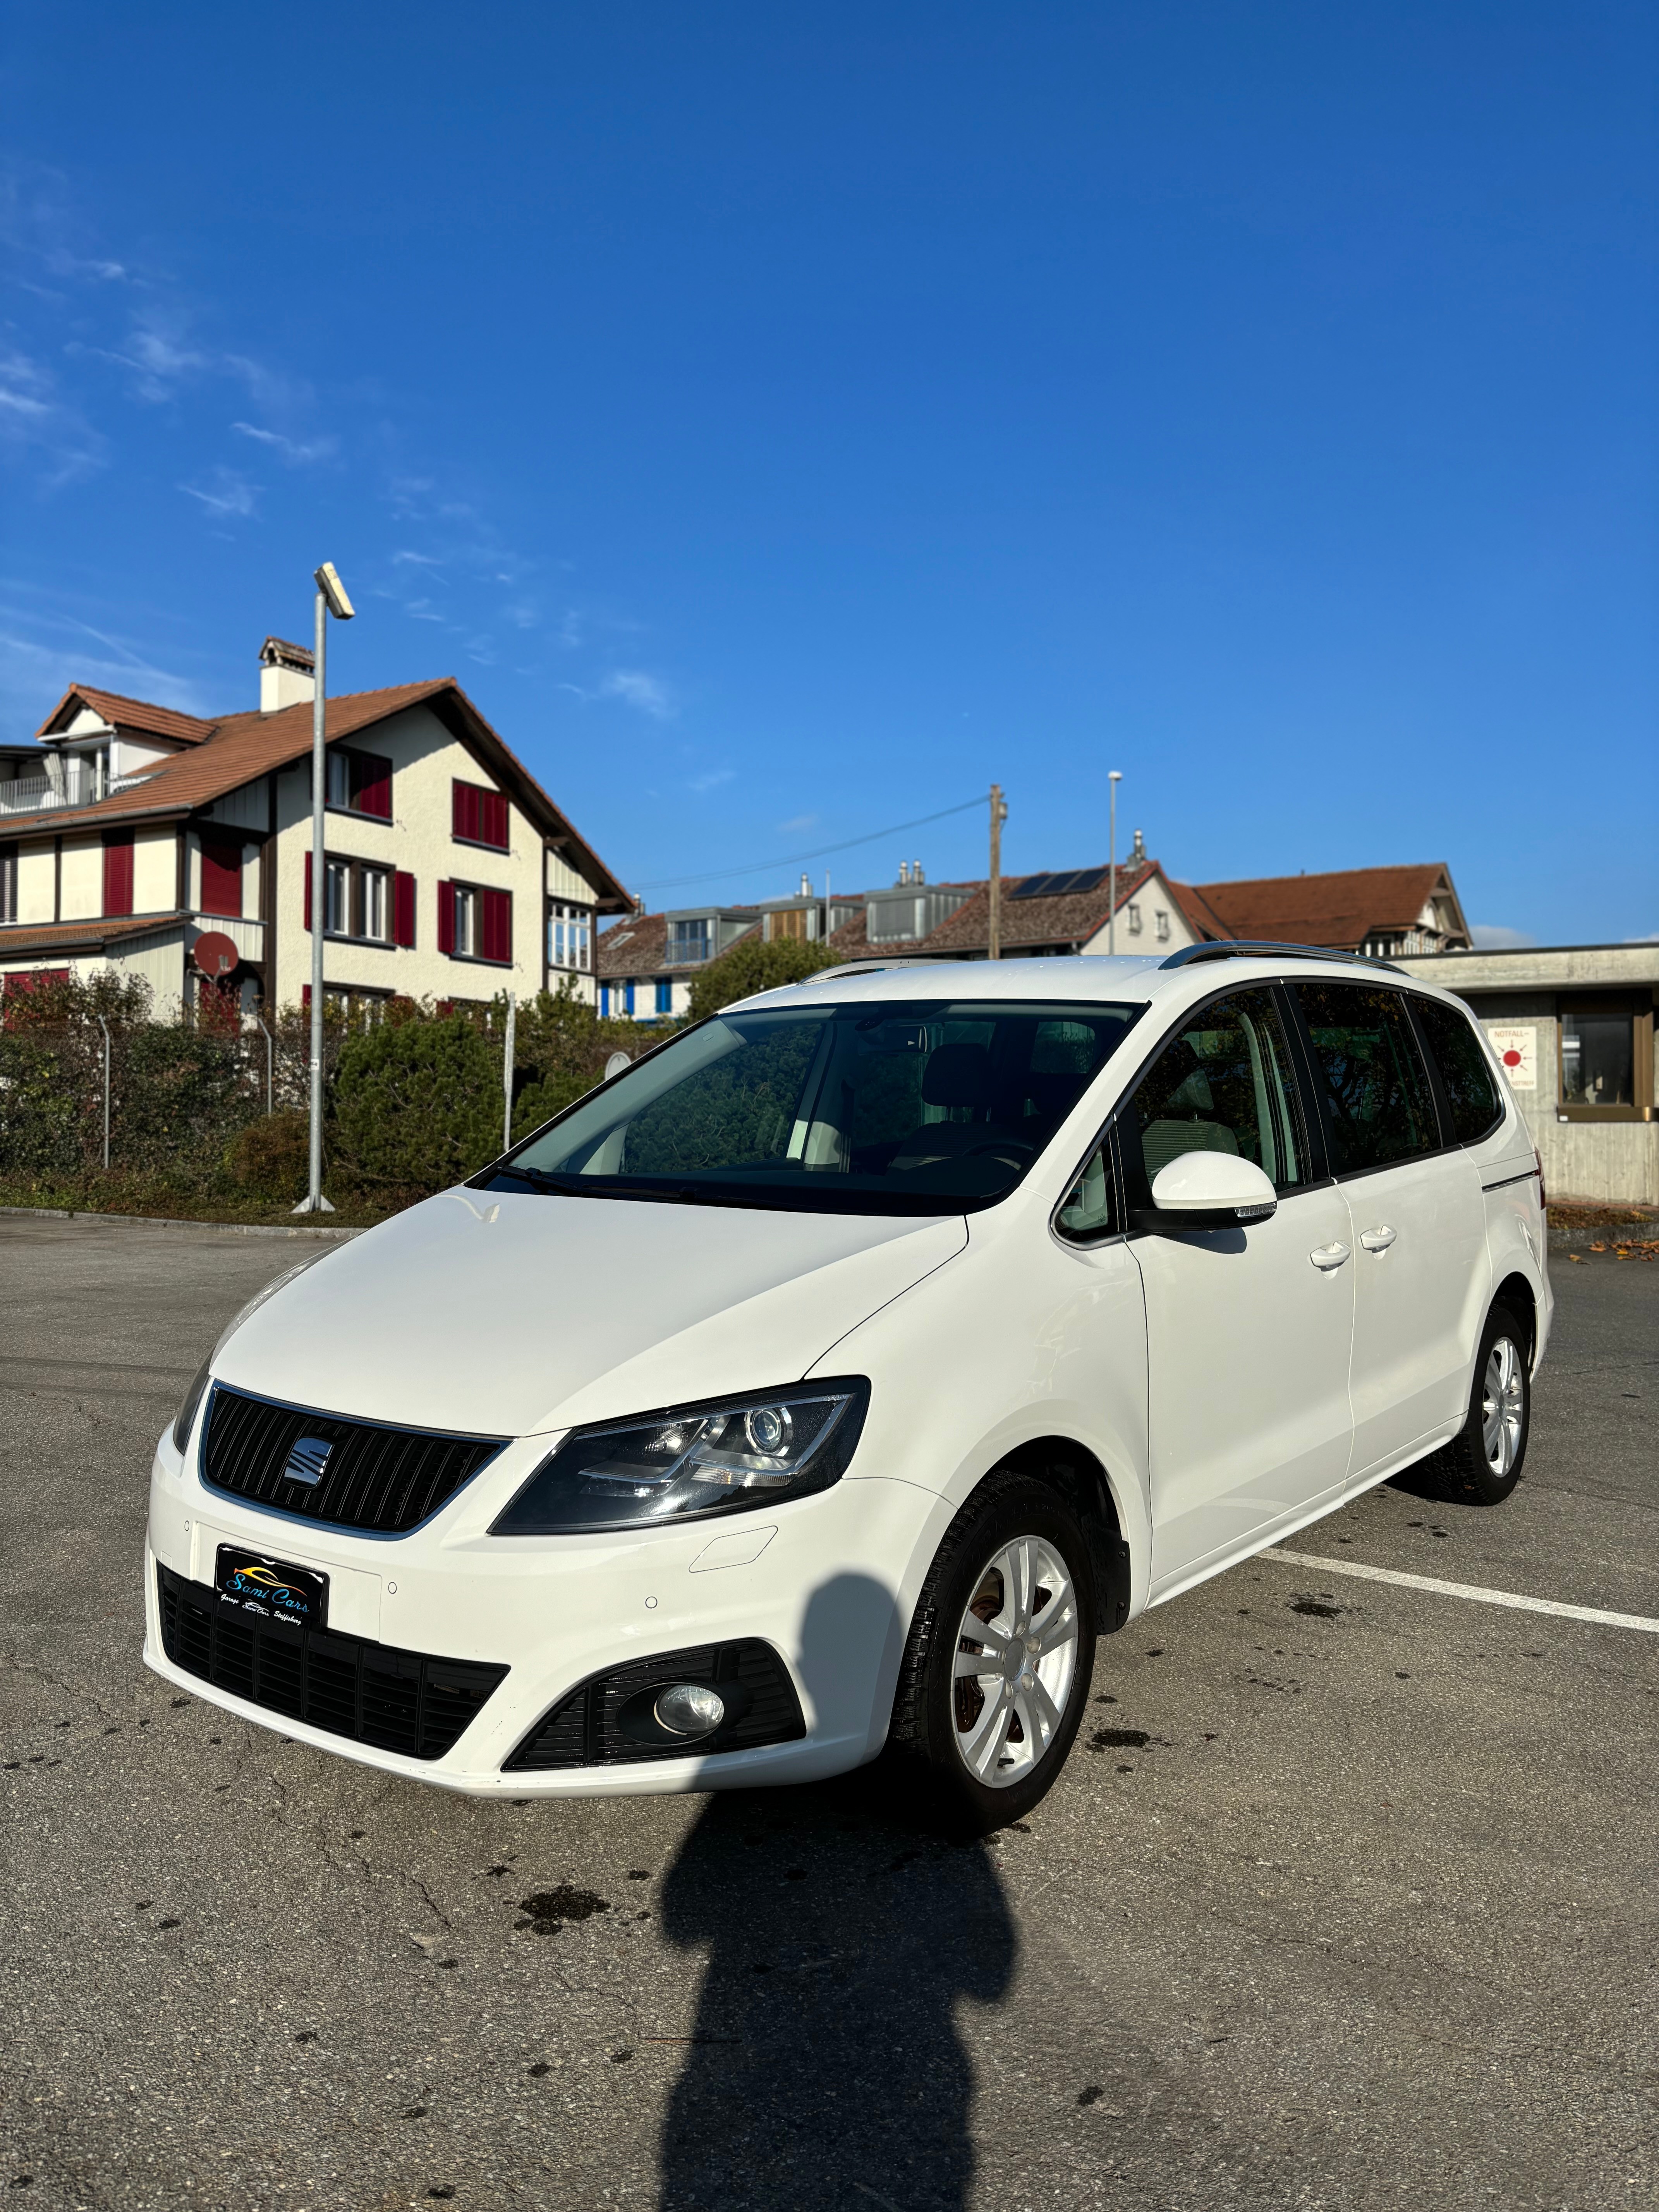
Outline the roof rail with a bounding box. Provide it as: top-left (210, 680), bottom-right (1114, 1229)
top-left (1160, 939), bottom-right (1406, 975)
top-left (800, 954), bottom-right (956, 982)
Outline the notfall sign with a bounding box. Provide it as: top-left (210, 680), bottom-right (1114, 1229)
top-left (1486, 1024), bottom-right (1537, 1092)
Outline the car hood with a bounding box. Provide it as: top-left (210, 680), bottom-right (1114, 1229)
top-left (216, 1189), bottom-right (967, 1438)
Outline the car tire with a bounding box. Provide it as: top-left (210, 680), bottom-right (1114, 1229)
top-left (1416, 1303), bottom-right (1532, 1507)
top-left (886, 1471), bottom-right (1097, 1832)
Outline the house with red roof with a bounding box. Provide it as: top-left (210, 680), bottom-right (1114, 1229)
top-left (0, 639), bottom-right (629, 1021)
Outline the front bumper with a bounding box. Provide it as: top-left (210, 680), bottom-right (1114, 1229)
top-left (142, 1429), bottom-right (949, 1797)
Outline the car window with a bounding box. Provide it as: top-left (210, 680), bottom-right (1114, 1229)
top-left (1056, 1138), bottom-right (1119, 1241)
top-left (1126, 988), bottom-right (1310, 1198)
top-left (1412, 996), bottom-right (1503, 1143)
top-left (503, 997), bottom-right (1143, 1214)
top-left (1295, 981), bottom-right (1439, 1172)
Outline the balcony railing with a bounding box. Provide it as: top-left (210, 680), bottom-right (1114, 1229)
top-left (0, 764), bottom-right (153, 817)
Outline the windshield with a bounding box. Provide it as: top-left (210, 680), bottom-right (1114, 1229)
top-left (487, 997), bottom-right (1144, 1214)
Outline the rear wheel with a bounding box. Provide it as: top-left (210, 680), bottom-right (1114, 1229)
top-left (887, 1473), bottom-right (1097, 1831)
top-left (1417, 1303), bottom-right (1531, 1506)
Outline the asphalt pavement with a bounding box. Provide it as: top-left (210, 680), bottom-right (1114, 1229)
top-left (2, 1214), bottom-right (1654, 2212)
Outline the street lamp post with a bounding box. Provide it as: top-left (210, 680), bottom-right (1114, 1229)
top-left (294, 562), bottom-right (354, 1215)
top-left (1107, 770), bottom-right (1122, 955)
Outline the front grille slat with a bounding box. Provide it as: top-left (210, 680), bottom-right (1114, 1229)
top-left (158, 1565), bottom-right (506, 1760)
top-left (201, 1386), bottom-right (505, 1537)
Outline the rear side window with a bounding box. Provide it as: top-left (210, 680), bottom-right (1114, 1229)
top-left (1123, 987), bottom-right (1310, 1204)
top-left (1413, 997), bottom-right (1503, 1143)
top-left (1295, 982), bottom-right (1439, 1172)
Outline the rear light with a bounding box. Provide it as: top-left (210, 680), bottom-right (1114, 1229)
top-left (1534, 1146), bottom-right (1546, 1210)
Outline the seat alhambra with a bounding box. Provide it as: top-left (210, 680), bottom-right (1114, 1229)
top-left (146, 946), bottom-right (1547, 1827)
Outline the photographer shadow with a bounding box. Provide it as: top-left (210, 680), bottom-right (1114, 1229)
top-left (656, 1573), bottom-right (1017, 2212)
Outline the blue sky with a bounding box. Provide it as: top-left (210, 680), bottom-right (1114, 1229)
top-left (2, 1), bottom-right (1654, 943)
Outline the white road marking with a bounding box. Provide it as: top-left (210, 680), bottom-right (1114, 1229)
top-left (1261, 1549), bottom-right (1659, 1635)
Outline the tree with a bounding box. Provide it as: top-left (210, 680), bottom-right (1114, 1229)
top-left (685, 936), bottom-right (841, 1022)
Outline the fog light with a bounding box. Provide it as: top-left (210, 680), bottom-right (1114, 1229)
top-left (653, 1683), bottom-right (725, 1738)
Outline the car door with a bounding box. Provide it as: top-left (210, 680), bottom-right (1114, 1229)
top-left (1116, 984), bottom-right (1357, 1594)
top-left (1291, 980), bottom-right (1490, 1482)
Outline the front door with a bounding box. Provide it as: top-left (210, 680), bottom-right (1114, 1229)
top-left (1122, 986), bottom-right (1357, 1594)
top-left (1293, 981), bottom-right (1490, 1480)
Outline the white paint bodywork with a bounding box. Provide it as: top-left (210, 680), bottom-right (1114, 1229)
top-left (143, 951), bottom-right (1552, 1796)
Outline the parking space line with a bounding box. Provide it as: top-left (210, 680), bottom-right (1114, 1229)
top-left (1261, 1549), bottom-right (1659, 1634)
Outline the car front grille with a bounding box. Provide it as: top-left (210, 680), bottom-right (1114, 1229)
top-left (158, 1565), bottom-right (508, 1761)
top-left (504, 1639), bottom-right (805, 1770)
top-left (202, 1385), bottom-right (506, 1535)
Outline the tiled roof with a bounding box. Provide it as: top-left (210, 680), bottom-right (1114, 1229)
top-left (0, 911), bottom-right (190, 960)
top-left (1164, 878), bottom-right (1231, 940)
top-left (1191, 864), bottom-right (1462, 949)
top-left (596, 913), bottom-right (668, 977)
top-left (36, 686), bottom-right (218, 745)
top-left (4, 678), bottom-right (632, 911)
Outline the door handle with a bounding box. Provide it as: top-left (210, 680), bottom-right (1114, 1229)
top-left (1360, 1225), bottom-right (1397, 1252)
top-left (1310, 1242), bottom-right (1350, 1270)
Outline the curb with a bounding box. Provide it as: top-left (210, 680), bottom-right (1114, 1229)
top-left (0, 1205), bottom-right (364, 1241)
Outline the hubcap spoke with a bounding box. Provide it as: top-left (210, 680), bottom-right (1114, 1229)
top-left (950, 1528), bottom-right (1080, 1790)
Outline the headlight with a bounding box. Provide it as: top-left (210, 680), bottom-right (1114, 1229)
top-left (170, 1252), bottom-right (331, 1457)
top-left (489, 1379), bottom-right (869, 1535)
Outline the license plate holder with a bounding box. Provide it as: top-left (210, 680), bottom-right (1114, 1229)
top-left (214, 1544), bottom-right (329, 1632)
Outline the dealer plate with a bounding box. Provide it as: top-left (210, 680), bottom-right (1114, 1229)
top-left (214, 1544), bottom-right (328, 1632)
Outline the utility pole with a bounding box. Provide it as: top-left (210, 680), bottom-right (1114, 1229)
top-left (294, 562), bottom-right (354, 1215)
top-left (987, 783), bottom-right (1008, 959)
top-left (1107, 770), bottom-right (1122, 955)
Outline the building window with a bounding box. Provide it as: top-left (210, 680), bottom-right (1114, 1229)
top-left (199, 834), bottom-right (242, 919)
top-left (102, 831), bottom-right (135, 918)
top-left (548, 902), bottom-right (592, 972)
top-left (438, 880), bottom-right (512, 965)
top-left (322, 748), bottom-right (393, 820)
top-left (666, 917), bottom-right (712, 965)
top-left (0, 841), bottom-right (15, 924)
top-left (452, 780), bottom-right (509, 851)
top-left (1559, 999), bottom-right (1646, 1116)
top-left (1155, 908), bottom-right (1170, 943)
top-left (655, 980), bottom-right (672, 1015)
top-left (305, 852), bottom-right (412, 947)
top-left (301, 982), bottom-right (393, 1029)
top-left (1127, 903), bottom-right (1142, 935)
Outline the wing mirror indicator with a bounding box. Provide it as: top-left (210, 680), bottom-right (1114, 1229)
top-left (1137, 1151), bottom-right (1279, 1233)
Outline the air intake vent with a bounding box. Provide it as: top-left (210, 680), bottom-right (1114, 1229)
top-left (157, 1565), bottom-right (507, 1760)
top-left (504, 1640), bottom-right (805, 1770)
top-left (202, 1386), bottom-right (506, 1535)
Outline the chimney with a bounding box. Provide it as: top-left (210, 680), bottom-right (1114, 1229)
top-left (1131, 828), bottom-right (1146, 863)
top-left (898, 861), bottom-right (911, 886)
top-left (260, 635), bottom-right (316, 713)
top-left (799, 872), bottom-right (811, 897)
top-left (913, 860), bottom-right (925, 884)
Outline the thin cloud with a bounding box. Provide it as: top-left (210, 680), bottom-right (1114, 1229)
top-left (1469, 924), bottom-right (1537, 951)
top-left (688, 766), bottom-right (735, 793)
top-left (599, 668), bottom-right (675, 719)
top-left (776, 813), bottom-right (817, 833)
top-left (232, 421), bottom-right (336, 465)
top-left (178, 467), bottom-right (258, 519)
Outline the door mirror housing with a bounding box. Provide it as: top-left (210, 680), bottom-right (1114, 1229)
top-left (1140, 1151), bottom-right (1278, 1231)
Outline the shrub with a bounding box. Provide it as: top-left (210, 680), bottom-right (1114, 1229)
top-left (685, 936), bottom-right (841, 1022)
top-left (224, 1111), bottom-right (312, 1203)
top-left (332, 1015), bottom-right (503, 1190)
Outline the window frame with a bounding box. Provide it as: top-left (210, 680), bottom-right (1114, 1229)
top-left (452, 778), bottom-right (510, 854)
top-left (1554, 994), bottom-right (1654, 1124)
top-left (316, 745), bottom-right (394, 823)
top-left (311, 850), bottom-right (397, 948)
top-left (1281, 977), bottom-right (1458, 1183)
top-left (1404, 992), bottom-right (1506, 1148)
top-left (546, 898), bottom-right (593, 975)
top-left (442, 878), bottom-right (514, 968)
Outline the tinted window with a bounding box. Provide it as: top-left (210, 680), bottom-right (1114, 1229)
top-left (1296, 982), bottom-right (1439, 1171)
top-left (1560, 1004), bottom-right (1635, 1107)
top-left (1413, 997), bottom-right (1502, 1142)
top-left (1056, 1139), bottom-right (1119, 1241)
top-left (504, 998), bottom-right (1141, 1214)
top-left (1127, 988), bottom-right (1309, 1200)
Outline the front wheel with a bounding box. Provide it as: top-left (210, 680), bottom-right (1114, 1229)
top-left (1419, 1303), bottom-right (1532, 1506)
top-left (886, 1473), bottom-right (1097, 1831)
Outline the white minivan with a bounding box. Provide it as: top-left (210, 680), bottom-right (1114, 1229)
top-left (145, 946), bottom-right (1549, 1827)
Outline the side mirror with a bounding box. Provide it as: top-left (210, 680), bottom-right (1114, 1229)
top-left (1142, 1151), bottom-right (1278, 1231)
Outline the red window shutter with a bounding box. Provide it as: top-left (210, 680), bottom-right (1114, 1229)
top-left (353, 753), bottom-right (393, 820)
top-left (393, 871), bottom-right (416, 948)
top-left (437, 880), bottom-right (454, 955)
top-left (481, 886), bottom-right (512, 964)
top-left (303, 849), bottom-right (313, 932)
top-left (481, 790), bottom-right (508, 849)
top-left (102, 832), bottom-right (135, 918)
top-left (199, 836), bottom-right (242, 919)
top-left (301, 983), bottom-right (311, 1010)
top-left (452, 781), bottom-right (476, 842)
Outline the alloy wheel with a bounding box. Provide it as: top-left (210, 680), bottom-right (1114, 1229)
top-left (951, 1534), bottom-right (1080, 1790)
top-left (1481, 1336), bottom-right (1525, 1476)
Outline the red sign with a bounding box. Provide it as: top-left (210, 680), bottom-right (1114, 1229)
top-left (192, 931), bottom-right (240, 979)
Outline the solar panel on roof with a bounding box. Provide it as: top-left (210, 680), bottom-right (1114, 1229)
top-left (1011, 866), bottom-right (1107, 900)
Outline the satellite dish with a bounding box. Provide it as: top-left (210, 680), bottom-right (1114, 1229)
top-left (604, 1050), bottom-right (632, 1080)
top-left (191, 931), bottom-right (239, 979)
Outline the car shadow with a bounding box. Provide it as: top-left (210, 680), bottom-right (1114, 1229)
top-left (654, 1572), bottom-right (1018, 2211)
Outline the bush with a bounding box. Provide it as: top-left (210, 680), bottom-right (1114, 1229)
top-left (224, 1111), bottom-right (312, 1203)
top-left (332, 1016), bottom-right (503, 1190)
top-left (686, 936), bottom-right (841, 1022)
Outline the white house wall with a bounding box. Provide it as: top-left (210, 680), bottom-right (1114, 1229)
top-left (134, 829), bottom-right (176, 914)
top-left (1079, 871), bottom-right (1198, 956)
top-left (15, 845), bottom-right (53, 926)
top-left (59, 836), bottom-right (102, 920)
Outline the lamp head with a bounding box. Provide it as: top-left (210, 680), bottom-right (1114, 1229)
top-left (314, 562), bottom-right (355, 620)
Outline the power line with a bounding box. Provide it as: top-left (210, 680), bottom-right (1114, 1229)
top-left (629, 795), bottom-right (987, 894)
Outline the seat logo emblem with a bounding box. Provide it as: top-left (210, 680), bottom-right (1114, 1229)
top-left (283, 1436), bottom-right (333, 1488)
